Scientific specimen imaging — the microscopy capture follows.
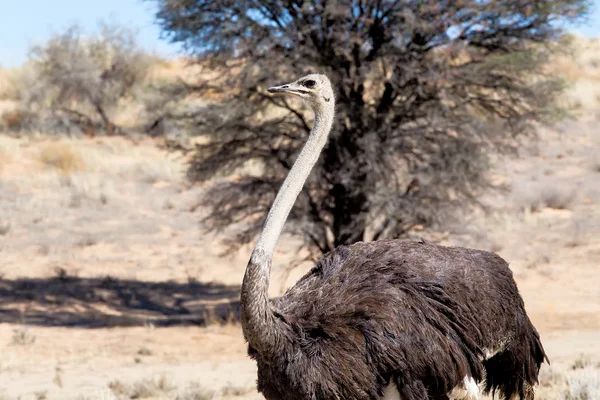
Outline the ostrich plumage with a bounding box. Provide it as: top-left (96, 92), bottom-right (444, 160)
top-left (240, 74), bottom-right (547, 400)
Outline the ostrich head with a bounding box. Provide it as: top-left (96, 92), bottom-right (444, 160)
top-left (268, 74), bottom-right (334, 111)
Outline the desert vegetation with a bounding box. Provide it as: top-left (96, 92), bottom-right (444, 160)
top-left (0, 1), bottom-right (599, 399)
top-left (0, 21), bottom-right (189, 139)
top-left (148, 0), bottom-right (589, 265)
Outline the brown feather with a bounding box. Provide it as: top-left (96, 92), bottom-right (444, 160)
top-left (249, 239), bottom-right (547, 400)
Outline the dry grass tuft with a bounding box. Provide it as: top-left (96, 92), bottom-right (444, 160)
top-left (107, 378), bottom-right (232, 400)
top-left (220, 382), bottom-right (253, 396)
top-left (591, 158), bottom-right (600, 173)
top-left (175, 383), bottom-right (215, 400)
top-left (538, 186), bottom-right (578, 210)
top-left (571, 354), bottom-right (593, 370)
top-left (562, 366), bottom-right (600, 400)
top-left (11, 326), bottom-right (36, 346)
top-left (137, 346), bottom-right (153, 356)
top-left (106, 377), bottom-right (253, 400)
top-left (0, 135), bottom-right (20, 172)
top-left (33, 391), bottom-right (48, 400)
top-left (109, 375), bottom-right (175, 399)
top-left (38, 141), bottom-right (85, 174)
top-left (539, 364), bottom-right (566, 389)
top-left (0, 219), bottom-right (10, 236)
top-left (202, 305), bottom-right (239, 327)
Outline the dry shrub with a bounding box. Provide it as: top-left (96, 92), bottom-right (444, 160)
top-left (0, 111), bottom-right (24, 131)
top-left (21, 21), bottom-right (158, 136)
top-left (513, 179), bottom-right (577, 211)
top-left (38, 141), bottom-right (85, 174)
top-left (0, 67), bottom-right (21, 101)
top-left (0, 109), bottom-right (41, 134)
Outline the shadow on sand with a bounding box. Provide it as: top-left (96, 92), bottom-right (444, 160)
top-left (0, 275), bottom-right (241, 328)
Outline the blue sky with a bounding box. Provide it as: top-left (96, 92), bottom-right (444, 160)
top-left (0, 0), bottom-right (599, 68)
top-left (0, 0), bottom-right (177, 67)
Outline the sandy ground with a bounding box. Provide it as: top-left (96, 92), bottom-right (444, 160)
top-left (0, 119), bottom-right (598, 399)
top-left (1, 38), bottom-right (600, 400)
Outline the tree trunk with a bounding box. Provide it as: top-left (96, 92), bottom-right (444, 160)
top-left (331, 181), bottom-right (368, 247)
top-left (93, 101), bottom-right (120, 136)
top-left (324, 130), bottom-right (371, 248)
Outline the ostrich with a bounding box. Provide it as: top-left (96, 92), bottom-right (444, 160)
top-left (240, 74), bottom-right (547, 400)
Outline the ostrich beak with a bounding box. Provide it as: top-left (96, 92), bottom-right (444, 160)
top-left (268, 82), bottom-right (309, 97)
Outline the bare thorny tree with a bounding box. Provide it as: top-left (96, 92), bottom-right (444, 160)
top-left (150, 0), bottom-right (588, 260)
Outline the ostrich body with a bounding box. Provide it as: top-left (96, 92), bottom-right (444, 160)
top-left (240, 74), bottom-right (547, 400)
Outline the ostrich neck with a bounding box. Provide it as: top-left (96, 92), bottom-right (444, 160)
top-left (255, 107), bottom-right (333, 256)
top-left (240, 102), bottom-right (334, 354)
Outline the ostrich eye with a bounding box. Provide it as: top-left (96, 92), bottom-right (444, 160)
top-left (303, 80), bottom-right (317, 88)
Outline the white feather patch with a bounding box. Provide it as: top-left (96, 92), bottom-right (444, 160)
top-left (448, 376), bottom-right (480, 400)
top-left (382, 376), bottom-right (480, 400)
top-left (382, 381), bottom-right (401, 400)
